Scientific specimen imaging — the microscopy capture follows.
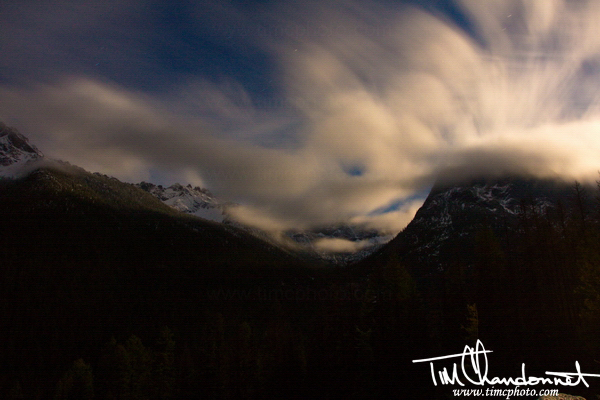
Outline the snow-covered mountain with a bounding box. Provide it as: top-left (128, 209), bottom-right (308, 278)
top-left (0, 122), bottom-right (44, 178)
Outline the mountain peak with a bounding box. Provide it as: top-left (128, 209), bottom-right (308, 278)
top-left (0, 122), bottom-right (43, 160)
top-left (0, 122), bottom-right (44, 178)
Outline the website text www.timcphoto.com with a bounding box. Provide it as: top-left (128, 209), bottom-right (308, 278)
top-left (452, 387), bottom-right (580, 398)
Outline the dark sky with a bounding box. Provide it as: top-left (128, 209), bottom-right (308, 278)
top-left (2, 0), bottom-right (600, 248)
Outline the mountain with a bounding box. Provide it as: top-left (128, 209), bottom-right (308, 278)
top-left (0, 121), bottom-right (43, 178)
top-left (381, 175), bottom-right (577, 279)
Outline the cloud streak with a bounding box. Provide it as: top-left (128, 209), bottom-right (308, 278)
top-left (2, 0), bottom-right (600, 241)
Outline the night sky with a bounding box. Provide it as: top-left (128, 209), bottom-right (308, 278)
top-left (2, 0), bottom-right (600, 246)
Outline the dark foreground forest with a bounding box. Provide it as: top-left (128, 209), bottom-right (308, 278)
top-left (1, 168), bottom-right (600, 399)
